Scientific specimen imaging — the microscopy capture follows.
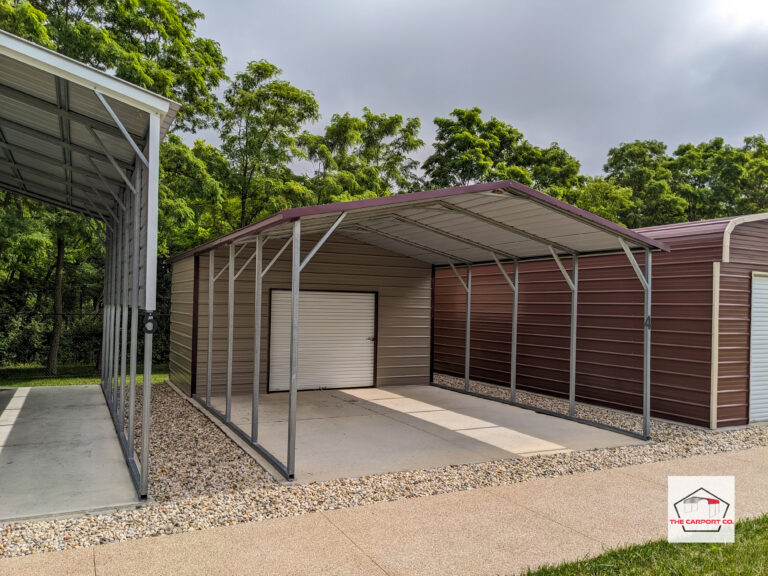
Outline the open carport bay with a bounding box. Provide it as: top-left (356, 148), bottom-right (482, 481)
top-left (0, 386), bottom-right (138, 522)
top-left (224, 385), bottom-right (645, 483)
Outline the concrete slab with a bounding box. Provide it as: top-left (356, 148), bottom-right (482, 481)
top-left (93, 510), bottom-right (386, 576)
top-left (487, 468), bottom-right (669, 548)
top-left (612, 447), bottom-right (768, 520)
top-left (223, 384), bottom-right (643, 483)
top-left (323, 489), bottom-right (605, 575)
top-left (0, 547), bottom-right (94, 576)
top-left (0, 386), bottom-right (138, 522)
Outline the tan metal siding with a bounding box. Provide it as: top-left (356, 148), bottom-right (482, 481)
top-left (192, 233), bottom-right (431, 396)
top-left (169, 257), bottom-right (195, 394)
top-left (717, 221), bottom-right (768, 426)
top-left (434, 229), bottom-right (723, 427)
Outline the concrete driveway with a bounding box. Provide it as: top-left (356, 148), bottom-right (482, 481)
top-left (218, 384), bottom-right (645, 483)
top-left (0, 386), bottom-right (138, 521)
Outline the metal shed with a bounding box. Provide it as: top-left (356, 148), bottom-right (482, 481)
top-left (168, 180), bottom-right (666, 481)
top-left (0, 30), bottom-right (178, 497)
top-left (433, 214), bottom-right (768, 429)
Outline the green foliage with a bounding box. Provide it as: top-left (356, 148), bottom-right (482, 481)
top-left (2, 0), bottom-right (227, 130)
top-left (552, 177), bottom-right (635, 224)
top-left (216, 60), bottom-right (320, 229)
top-left (300, 107), bottom-right (424, 203)
top-left (422, 107), bottom-right (580, 190)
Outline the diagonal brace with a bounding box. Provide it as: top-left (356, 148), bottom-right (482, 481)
top-left (549, 246), bottom-right (576, 291)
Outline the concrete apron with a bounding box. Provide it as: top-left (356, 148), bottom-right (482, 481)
top-left (0, 385), bottom-right (139, 523)
top-left (205, 384), bottom-right (645, 484)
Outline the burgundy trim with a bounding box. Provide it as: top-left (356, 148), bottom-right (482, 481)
top-left (168, 179), bottom-right (669, 264)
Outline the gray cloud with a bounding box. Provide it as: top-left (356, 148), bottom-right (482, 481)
top-left (186, 0), bottom-right (768, 175)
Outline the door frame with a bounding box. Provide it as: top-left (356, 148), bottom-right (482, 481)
top-left (266, 288), bottom-right (379, 393)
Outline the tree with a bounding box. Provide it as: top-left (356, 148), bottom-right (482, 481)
top-left (217, 60), bottom-right (319, 229)
top-left (552, 178), bottom-right (634, 224)
top-left (301, 107), bottom-right (424, 204)
top-left (422, 107), bottom-right (580, 192)
top-left (0, 0), bottom-right (227, 371)
top-left (2, 0), bottom-right (227, 131)
top-left (604, 140), bottom-right (687, 227)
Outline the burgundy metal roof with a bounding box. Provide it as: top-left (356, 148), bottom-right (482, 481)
top-left (634, 217), bottom-right (735, 240)
top-left (169, 180), bottom-right (668, 265)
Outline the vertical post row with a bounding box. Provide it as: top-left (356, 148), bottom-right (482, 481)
top-left (643, 250), bottom-right (652, 438)
top-left (119, 179), bottom-right (131, 427)
top-left (569, 255), bottom-right (579, 417)
top-left (207, 249), bottom-right (214, 406)
top-left (128, 164), bottom-right (141, 450)
top-left (464, 265), bottom-right (472, 392)
top-left (287, 219), bottom-right (301, 479)
top-left (101, 226), bottom-right (111, 395)
top-left (111, 207), bottom-right (122, 409)
top-left (252, 235), bottom-right (263, 443)
top-left (226, 243), bottom-right (235, 422)
top-left (510, 260), bottom-right (519, 402)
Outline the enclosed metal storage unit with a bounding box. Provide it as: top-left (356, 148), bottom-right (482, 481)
top-left (168, 180), bottom-right (665, 480)
top-left (434, 214), bottom-right (768, 429)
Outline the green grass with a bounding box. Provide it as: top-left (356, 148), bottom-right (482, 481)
top-left (526, 514), bottom-right (768, 576)
top-left (0, 364), bottom-right (169, 387)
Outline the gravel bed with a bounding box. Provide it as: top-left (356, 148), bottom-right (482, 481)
top-left (2, 381), bottom-right (768, 558)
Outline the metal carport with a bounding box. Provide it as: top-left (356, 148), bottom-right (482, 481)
top-left (169, 180), bottom-right (668, 481)
top-left (0, 30), bottom-right (179, 497)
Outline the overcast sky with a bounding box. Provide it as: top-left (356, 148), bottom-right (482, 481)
top-left (187, 0), bottom-right (768, 176)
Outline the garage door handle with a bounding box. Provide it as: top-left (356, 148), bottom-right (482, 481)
top-left (366, 337), bottom-right (376, 342)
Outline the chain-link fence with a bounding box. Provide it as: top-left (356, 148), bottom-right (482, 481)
top-left (0, 312), bottom-right (170, 369)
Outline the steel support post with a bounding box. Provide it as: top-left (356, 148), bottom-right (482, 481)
top-left (105, 228), bottom-right (114, 405)
top-left (111, 209), bottom-right (122, 409)
top-left (643, 250), bottom-right (652, 438)
top-left (569, 256), bottom-right (578, 417)
top-left (101, 227), bottom-right (110, 393)
top-left (465, 265), bottom-right (472, 392)
top-left (207, 250), bottom-right (214, 406)
top-left (138, 114), bottom-right (160, 497)
top-left (619, 239), bottom-right (653, 439)
top-left (226, 243), bottom-right (235, 422)
top-left (119, 173), bottom-right (134, 427)
top-left (287, 219), bottom-right (301, 479)
top-left (252, 235), bottom-right (263, 442)
top-left (511, 261), bottom-right (519, 402)
top-left (128, 164), bottom-right (141, 449)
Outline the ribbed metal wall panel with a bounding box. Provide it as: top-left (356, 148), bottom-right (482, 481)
top-left (169, 257), bottom-right (194, 394)
top-left (434, 225), bottom-right (726, 427)
top-left (192, 233), bottom-right (431, 395)
top-left (719, 221), bottom-right (768, 426)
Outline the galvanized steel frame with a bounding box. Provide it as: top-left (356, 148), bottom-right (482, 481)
top-left (194, 213), bottom-right (348, 480)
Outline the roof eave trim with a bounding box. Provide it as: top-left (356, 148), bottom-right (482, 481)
top-left (722, 213), bottom-right (768, 263)
top-left (0, 29), bottom-right (173, 116)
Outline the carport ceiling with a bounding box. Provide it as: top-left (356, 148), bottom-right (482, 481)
top-left (0, 30), bottom-right (178, 219)
top-left (174, 180), bottom-right (668, 264)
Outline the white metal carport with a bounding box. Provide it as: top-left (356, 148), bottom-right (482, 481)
top-left (171, 180), bottom-right (668, 481)
top-left (0, 30), bottom-right (178, 497)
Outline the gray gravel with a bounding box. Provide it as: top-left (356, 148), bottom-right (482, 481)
top-left (2, 379), bottom-right (767, 558)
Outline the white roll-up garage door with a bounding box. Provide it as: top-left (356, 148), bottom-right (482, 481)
top-left (750, 273), bottom-right (768, 422)
top-left (268, 290), bottom-right (376, 392)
